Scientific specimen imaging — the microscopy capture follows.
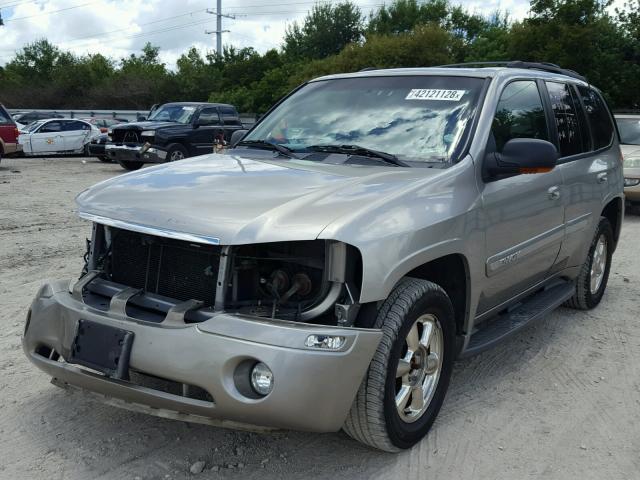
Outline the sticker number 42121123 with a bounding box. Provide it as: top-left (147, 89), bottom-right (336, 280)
top-left (405, 89), bottom-right (466, 101)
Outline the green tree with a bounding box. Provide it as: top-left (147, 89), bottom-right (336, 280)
top-left (508, 0), bottom-right (635, 107)
top-left (283, 2), bottom-right (364, 60)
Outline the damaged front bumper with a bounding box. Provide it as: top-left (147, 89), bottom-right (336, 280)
top-left (105, 143), bottom-right (167, 163)
top-left (22, 278), bottom-right (381, 433)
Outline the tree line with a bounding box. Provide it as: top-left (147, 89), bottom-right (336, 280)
top-left (0, 0), bottom-right (638, 113)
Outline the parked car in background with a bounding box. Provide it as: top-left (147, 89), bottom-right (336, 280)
top-left (106, 102), bottom-right (243, 170)
top-left (13, 111), bottom-right (64, 126)
top-left (18, 119), bottom-right (100, 156)
top-left (87, 133), bottom-right (110, 162)
top-left (23, 63), bottom-right (623, 452)
top-left (0, 104), bottom-right (22, 162)
top-left (616, 113), bottom-right (640, 209)
top-left (82, 117), bottom-right (128, 133)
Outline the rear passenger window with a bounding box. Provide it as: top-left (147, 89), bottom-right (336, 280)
top-left (63, 121), bottom-right (89, 131)
top-left (198, 108), bottom-right (221, 126)
top-left (577, 86), bottom-right (615, 150)
top-left (219, 106), bottom-right (240, 126)
top-left (492, 81), bottom-right (549, 152)
top-left (545, 82), bottom-right (588, 157)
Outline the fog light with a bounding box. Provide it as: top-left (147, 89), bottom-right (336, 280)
top-left (304, 334), bottom-right (346, 350)
top-left (250, 362), bottom-right (273, 396)
top-left (624, 177), bottom-right (640, 187)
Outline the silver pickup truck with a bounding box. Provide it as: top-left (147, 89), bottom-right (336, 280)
top-left (23, 62), bottom-right (623, 452)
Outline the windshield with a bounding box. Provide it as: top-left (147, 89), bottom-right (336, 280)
top-left (617, 117), bottom-right (640, 145)
top-left (148, 105), bottom-right (197, 124)
top-left (244, 75), bottom-right (484, 163)
top-left (23, 120), bottom-right (45, 132)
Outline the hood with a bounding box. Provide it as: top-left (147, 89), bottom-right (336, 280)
top-left (76, 152), bottom-right (441, 245)
top-left (621, 144), bottom-right (640, 159)
top-left (112, 121), bottom-right (180, 131)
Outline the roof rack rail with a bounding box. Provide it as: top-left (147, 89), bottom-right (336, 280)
top-left (437, 60), bottom-right (587, 82)
top-left (359, 67), bottom-right (378, 72)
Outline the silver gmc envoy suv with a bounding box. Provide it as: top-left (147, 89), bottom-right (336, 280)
top-left (23, 62), bottom-right (623, 452)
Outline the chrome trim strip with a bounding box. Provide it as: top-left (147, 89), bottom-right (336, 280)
top-left (565, 212), bottom-right (592, 235)
top-left (78, 212), bottom-right (221, 246)
top-left (486, 224), bottom-right (564, 277)
top-left (105, 144), bottom-right (142, 152)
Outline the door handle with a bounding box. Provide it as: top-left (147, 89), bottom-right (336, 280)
top-left (597, 173), bottom-right (608, 184)
top-left (548, 186), bottom-right (561, 200)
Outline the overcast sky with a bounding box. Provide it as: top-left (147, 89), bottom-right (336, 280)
top-left (0, 0), bottom-right (614, 68)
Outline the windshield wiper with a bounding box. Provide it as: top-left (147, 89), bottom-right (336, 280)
top-left (237, 140), bottom-right (299, 159)
top-left (305, 144), bottom-right (410, 167)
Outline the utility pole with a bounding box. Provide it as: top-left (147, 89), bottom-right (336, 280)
top-left (205, 1), bottom-right (234, 57)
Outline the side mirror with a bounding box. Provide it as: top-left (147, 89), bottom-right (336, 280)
top-left (484, 138), bottom-right (558, 180)
top-left (137, 116), bottom-right (147, 121)
top-left (230, 129), bottom-right (248, 148)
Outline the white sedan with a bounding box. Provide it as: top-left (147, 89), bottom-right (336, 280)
top-left (18, 118), bottom-right (100, 156)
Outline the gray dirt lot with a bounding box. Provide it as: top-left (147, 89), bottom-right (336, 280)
top-left (1, 156), bottom-right (639, 480)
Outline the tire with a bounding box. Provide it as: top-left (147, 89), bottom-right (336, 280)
top-left (166, 143), bottom-right (189, 162)
top-left (343, 278), bottom-right (456, 452)
top-left (564, 216), bottom-right (613, 310)
top-left (117, 160), bottom-right (144, 171)
top-left (98, 155), bottom-right (112, 163)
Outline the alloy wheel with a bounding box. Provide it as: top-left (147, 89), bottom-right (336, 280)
top-left (395, 313), bottom-right (443, 423)
top-left (590, 234), bottom-right (608, 294)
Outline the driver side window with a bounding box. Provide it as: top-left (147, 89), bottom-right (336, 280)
top-left (491, 81), bottom-right (549, 152)
top-left (40, 121), bottom-right (62, 133)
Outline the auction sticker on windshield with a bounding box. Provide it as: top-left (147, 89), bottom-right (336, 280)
top-left (405, 89), bottom-right (466, 101)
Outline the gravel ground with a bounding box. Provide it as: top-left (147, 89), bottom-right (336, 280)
top-left (1, 156), bottom-right (639, 480)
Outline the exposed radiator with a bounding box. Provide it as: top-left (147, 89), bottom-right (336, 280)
top-left (110, 228), bottom-right (220, 305)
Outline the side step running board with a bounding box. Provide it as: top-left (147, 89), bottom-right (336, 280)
top-left (460, 281), bottom-right (575, 358)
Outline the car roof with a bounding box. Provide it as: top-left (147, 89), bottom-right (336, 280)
top-left (161, 102), bottom-right (235, 108)
top-left (312, 66), bottom-right (591, 87)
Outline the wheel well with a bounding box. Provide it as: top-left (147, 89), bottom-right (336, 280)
top-left (602, 197), bottom-right (622, 248)
top-left (405, 254), bottom-right (469, 337)
top-left (167, 140), bottom-right (190, 155)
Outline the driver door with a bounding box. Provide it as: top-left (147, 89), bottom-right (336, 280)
top-left (31, 120), bottom-right (66, 153)
top-left (478, 80), bottom-right (565, 314)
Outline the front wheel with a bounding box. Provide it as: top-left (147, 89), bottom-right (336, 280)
top-left (343, 278), bottom-right (456, 452)
top-left (565, 216), bottom-right (613, 310)
top-left (117, 160), bottom-right (144, 171)
top-left (166, 143), bottom-right (189, 162)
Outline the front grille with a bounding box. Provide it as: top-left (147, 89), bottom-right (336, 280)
top-left (110, 228), bottom-right (220, 305)
top-left (112, 128), bottom-right (141, 144)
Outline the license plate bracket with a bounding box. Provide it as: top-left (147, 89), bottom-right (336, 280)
top-left (68, 319), bottom-right (134, 380)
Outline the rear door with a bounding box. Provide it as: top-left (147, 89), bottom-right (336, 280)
top-left (478, 79), bottom-right (565, 313)
top-left (219, 106), bottom-right (243, 142)
top-left (191, 107), bottom-right (224, 155)
top-left (30, 120), bottom-right (66, 153)
top-left (60, 120), bottom-right (92, 151)
top-left (551, 83), bottom-right (620, 269)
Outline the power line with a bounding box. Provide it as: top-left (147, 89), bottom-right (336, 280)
top-left (0, 0), bottom-right (386, 58)
top-left (3, 0), bottom-right (100, 22)
top-left (63, 9), bottom-right (209, 43)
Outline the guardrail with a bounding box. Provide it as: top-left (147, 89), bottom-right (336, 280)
top-left (7, 108), bottom-right (258, 128)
